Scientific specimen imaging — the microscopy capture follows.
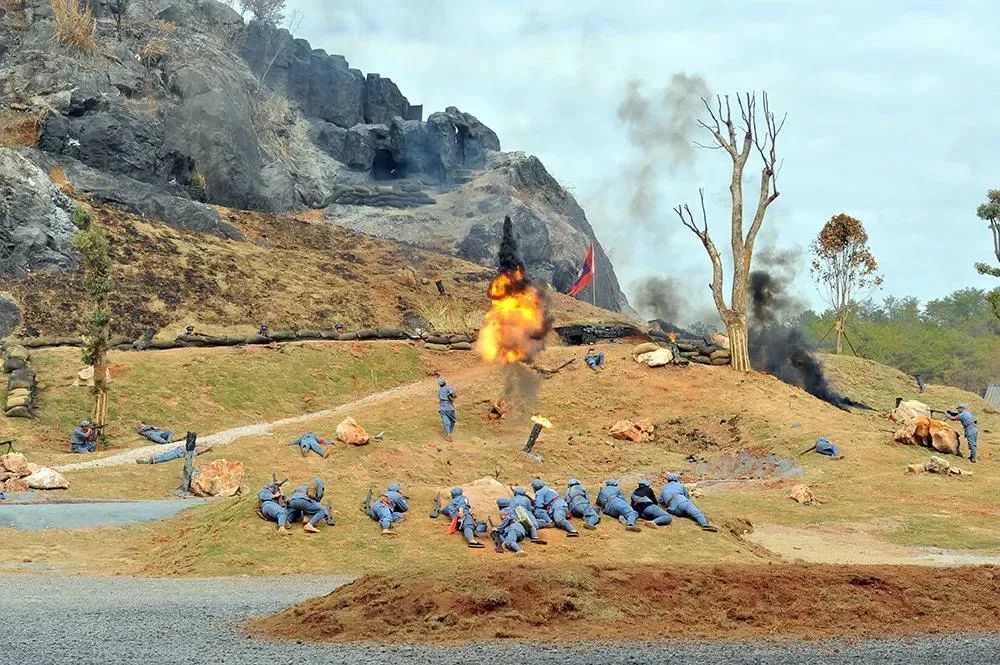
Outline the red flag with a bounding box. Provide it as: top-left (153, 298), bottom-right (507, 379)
top-left (567, 244), bottom-right (595, 297)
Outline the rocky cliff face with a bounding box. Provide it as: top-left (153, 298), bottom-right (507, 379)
top-left (0, 0), bottom-right (630, 312)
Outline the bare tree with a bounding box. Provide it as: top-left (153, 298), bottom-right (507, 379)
top-left (809, 214), bottom-right (882, 354)
top-left (674, 92), bottom-right (786, 372)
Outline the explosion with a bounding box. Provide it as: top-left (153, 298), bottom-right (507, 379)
top-left (476, 216), bottom-right (551, 365)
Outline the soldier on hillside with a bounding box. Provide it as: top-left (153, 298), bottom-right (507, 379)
top-left (136, 422), bottom-right (174, 445)
top-left (70, 420), bottom-right (97, 454)
top-left (630, 479), bottom-right (672, 526)
top-left (288, 433), bottom-right (330, 458)
top-left (438, 378), bottom-right (458, 442)
top-left (440, 487), bottom-right (486, 548)
top-left (596, 479), bottom-right (642, 532)
top-left (493, 498), bottom-right (528, 555)
top-left (257, 481), bottom-right (291, 536)
top-left (947, 404), bottom-right (979, 463)
top-left (368, 482), bottom-right (409, 536)
top-left (565, 478), bottom-right (601, 529)
top-left (531, 478), bottom-right (578, 537)
top-left (287, 478), bottom-right (335, 533)
top-left (659, 474), bottom-right (718, 532)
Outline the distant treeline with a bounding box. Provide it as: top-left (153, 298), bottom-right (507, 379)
top-left (796, 288), bottom-right (1000, 394)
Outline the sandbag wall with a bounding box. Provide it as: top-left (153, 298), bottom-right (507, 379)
top-left (3, 345), bottom-right (36, 417)
top-left (422, 331), bottom-right (476, 352)
top-left (648, 331), bottom-right (732, 366)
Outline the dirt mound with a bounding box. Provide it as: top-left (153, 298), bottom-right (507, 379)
top-left (249, 564), bottom-right (1000, 644)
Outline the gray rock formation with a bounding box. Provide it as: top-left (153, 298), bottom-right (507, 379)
top-left (0, 294), bottom-right (21, 338)
top-left (0, 0), bottom-right (631, 311)
top-left (0, 148), bottom-right (78, 278)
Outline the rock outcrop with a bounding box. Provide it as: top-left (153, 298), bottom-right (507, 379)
top-left (0, 0), bottom-right (631, 312)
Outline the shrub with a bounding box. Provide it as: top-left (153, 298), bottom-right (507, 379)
top-left (0, 110), bottom-right (44, 148)
top-left (239, 0), bottom-right (286, 25)
top-left (50, 0), bottom-right (97, 53)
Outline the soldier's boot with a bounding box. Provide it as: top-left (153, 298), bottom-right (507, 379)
top-left (381, 528), bottom-right (397, 536)
top-left (303, 523), bottom-right (319, 534)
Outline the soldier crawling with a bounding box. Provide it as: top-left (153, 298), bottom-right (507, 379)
top-left (368, 482), bottom-right (409, 536)
top-left (439, 487), bottom-right (487, 548)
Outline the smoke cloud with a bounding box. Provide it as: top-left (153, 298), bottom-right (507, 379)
top-left (617, 73), bottom-right (710, 222)
top-left (631, 275), bottom-right (722, 331)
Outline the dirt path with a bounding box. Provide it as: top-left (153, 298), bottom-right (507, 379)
top-left (55, 379), bottom-right (436, 473)
top-left (748, 522), bottom-right (1000, 565)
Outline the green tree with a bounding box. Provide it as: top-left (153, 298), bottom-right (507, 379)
top-left (974, 189), bottom-right (1000, 319)
top-left (71, 213), bottom-right (113, 429)
top-left (809, 213), bottom-right (882, 354)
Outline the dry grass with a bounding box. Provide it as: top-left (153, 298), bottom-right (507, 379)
top-left (139, 37), bottom-right (171, 63)
top-left (413, 298), bottom-right (484, 334)
top-left (152, 19), bottom-right (176, 34)
top-left (48, 165), bottom-right (74, 193)
top-left (50, 0), bottom-right (97, 53)
top-left (251, 92), bottom-right (294, 165)
top-left (0, 109), bottom-right (45, 148)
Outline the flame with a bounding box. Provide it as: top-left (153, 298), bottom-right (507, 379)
top-left (668, 332), bottom-right (678, 343)
top-left (531, 415), bottom-right (553, 429)
top-left (477, 268), bottom-right (549, 364)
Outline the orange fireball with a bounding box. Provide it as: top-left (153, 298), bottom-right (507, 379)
top-left (477, 267), bottom-right (550, 364)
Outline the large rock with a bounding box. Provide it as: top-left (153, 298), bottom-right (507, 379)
top-left (893, 416), bottom-right (960, 455)
top-left (336, 417), bottom-right (371, 446)
top-left (789, 484), bottom-right (819, 505)
top-left (24, 466), bottom-right (69, 490)
top-left (191, 459), bottom-right (244, 498)
top-left (0, 294), bottom-right (21, 338)
top-left (0, 148), bottom-right (78, 277)
top-left (892, 400), bottom-right (931, 424)
top-left (609, 419), bottom-right (655, 443)
top-left (0, 452), bottom-right (30, 476)
top-left (363, 74), bottom-right (410, 126)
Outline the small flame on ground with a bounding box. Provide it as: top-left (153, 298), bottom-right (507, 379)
top-left (669, 332), bottom-right (678, 343)
top-left (477, 267), bottom-right (549, 364)
top-left (531, 415), bottom-right (553, 429)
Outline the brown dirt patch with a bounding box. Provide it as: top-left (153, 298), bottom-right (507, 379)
top-left (250, 563), bottom-right (1000, 644)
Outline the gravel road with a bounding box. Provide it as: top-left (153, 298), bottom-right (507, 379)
top-left (55, 379), bottom-right (428, 472)
top-left (2, 574), bottom-right (997, 665)
top-left (0, 498), bottom-right (204, 530)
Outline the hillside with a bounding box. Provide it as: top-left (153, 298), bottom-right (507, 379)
top-left (0, 0), bottom-right (630, 310)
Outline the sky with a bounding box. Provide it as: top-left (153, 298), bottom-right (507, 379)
top-left (285, 0), bottom-right (999, 319)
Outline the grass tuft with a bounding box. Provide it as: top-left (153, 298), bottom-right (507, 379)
top-left (51, 0), bottom-right (97, 53)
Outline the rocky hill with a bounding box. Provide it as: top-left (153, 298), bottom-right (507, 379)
top-left (0, 0), bottom-right (630, 314)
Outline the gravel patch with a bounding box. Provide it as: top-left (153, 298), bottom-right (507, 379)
top-left (2, 574), bottom-right (997, 665)
top-left (0, 499), bottom-right (205, 530)
top-left (55, 380), bottom-right (428, 472)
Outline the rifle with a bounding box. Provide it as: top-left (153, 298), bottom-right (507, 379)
top-left (798, 443), bottom-right (817, 456)
top-left (270, 473), bottom-right (288, 506)
top-left (930, 409), bottom-right (957, 419)
top-left (363, 488), bottom-right (373, 514)
top-left (488, 517), bottom-right (504, 553)
top-left (0, 438), bottom-right (15, 454)
top-left (429, 492), bottom-right (442, 519)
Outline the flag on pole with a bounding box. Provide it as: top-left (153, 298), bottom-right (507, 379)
top-left (567, 243), bottom-right (595, 297)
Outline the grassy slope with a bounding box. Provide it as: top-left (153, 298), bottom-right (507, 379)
top-left (6, 343), bottom-right (996, 578)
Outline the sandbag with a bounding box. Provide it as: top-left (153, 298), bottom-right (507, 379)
top-left (7, 387), bottom-right (30, 399)
top-left (147, 340), bottom-right (178, 350)
top-left (108, 336), bottom-right (133, 347)
top-left (449, 341), bottom-right (473, 351)
top-left (632, 342), bottom-right (661, 358)
top-left (675, 342), bottom-right (697, 352)
top-left (319, 330), bottom-right (340, 339)
top-left (337, 332), bottom-right (359, 341)
top-left (265, 330), bottom-right (294, 342)
top-left (297, 330), bottom-right (324, 339)
top-left (245, 335), bottom-right (271, 345)
top-left (5, 406), bottom-right (31, 418)
top-left (6, 395), bottom-right (31, 408)
top-left (2, 357), bottom-right (26, 373)
top-left (5, 345), bottom-right (29, 361)
top-left (709, 349), bottom-right (731, 360)
top-left (710, 357), bottom-right (731, 366)
top-left (176, 334), bottom-right (207, 345)
top-left (424, 335), bottom-right (450, 345)
top-left (424, 342), bottom-right (450, 352)
top-left (355, 328), bottom-right (378, 340)
top-left (51, 337), bottom-right (84, 346)
top-left (377, 328), bottom-right (407, 339)
top-left (690, 355), bottom-right (711, 365)
top-left (7, 377), bottom-right (34, 391)
top-left (448, 334), bottom-right (471, 344)
top-left (215, 336), bottom-right (245, 346)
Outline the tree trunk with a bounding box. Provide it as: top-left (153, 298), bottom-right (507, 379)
top-left (92, 321), bottom-right (110, 426)
top-left (834, 314), bottom-right (844, 355)
top-left (726, 318), bottom-right (751, 372)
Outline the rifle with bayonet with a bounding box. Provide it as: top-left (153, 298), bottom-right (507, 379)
top-left (488, 517), bottom-right (504, 553)
top-left (270, 473), bottom-right (288, 506)
top-left (429, 492), bottom-right (442, 519)
top-left (363, 488), bottom-right (373, 515)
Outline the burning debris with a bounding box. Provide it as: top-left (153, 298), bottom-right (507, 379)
top-left (476, 216), bottom-right (552, 365)
top-left (524, 415), bottom-right (553, 452)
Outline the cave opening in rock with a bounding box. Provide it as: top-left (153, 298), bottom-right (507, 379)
top-left (372, 149), bottom-right (405, 180)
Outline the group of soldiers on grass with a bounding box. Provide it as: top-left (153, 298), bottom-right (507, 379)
top-left (255, 474), bottom-right (718, 551)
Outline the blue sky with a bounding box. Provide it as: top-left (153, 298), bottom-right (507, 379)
top-left (286, 0), bottom-right (999, 319)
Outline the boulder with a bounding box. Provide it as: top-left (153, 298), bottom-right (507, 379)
top-left (24, 466), bottom-right (69, 490)
top-left (906, 463), bottom-right (926, 474)
top-left (1, 477), bottom-right (29, 493)
top-left (924, 456), bottom-right (952, 474)
top-left (190, 459), bottom-right (244, 498)
top-left (891, 400), bottom-right (931, 424)
top-left (336, 417), bottom-right (371, 446)
top-left (0, 148), bottom-right (79, 277)
top-left (0, 452), bottom-right (30, 476)
top-left (0, 294), bottom-right (21, 339)
top-left (789, 484), bottom-right (818, 506)
top-left (892, 416), bottom-right (960, 455)
top-left (609, 419), bottom-right (655, 443)
top-left (636, 348), bottom-right (674, 367)
top-left (708, 333), bottom-right (730, 350)
top-left (363, 74), bottom-right (410, 126)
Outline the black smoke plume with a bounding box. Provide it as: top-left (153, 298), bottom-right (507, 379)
top-left (499, 215), bottom-right (525, 273)
top-left (748, 271), bottom-right (869, 412)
